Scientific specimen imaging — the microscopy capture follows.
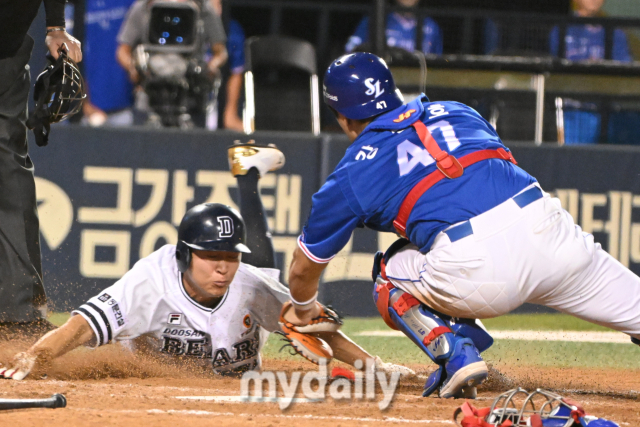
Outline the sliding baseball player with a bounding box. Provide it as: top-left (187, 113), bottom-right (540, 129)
top-left (0, 142), bottom-right (413, 380)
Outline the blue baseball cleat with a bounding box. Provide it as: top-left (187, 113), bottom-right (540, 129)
top-left (423, 338), bottom-right (488, 398)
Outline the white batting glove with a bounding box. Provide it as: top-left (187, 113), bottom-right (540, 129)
top-left (0, 352), bottom-right (37, 380)
top-left (372, 356), bottom-right (416, 379)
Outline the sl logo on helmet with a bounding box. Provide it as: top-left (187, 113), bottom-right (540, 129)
top-left (217, 216), bottom-right (234, 238)
top-left (393, 109), bottom-right (417, 123)
top-left (364, 78), bottom-right (385, 98)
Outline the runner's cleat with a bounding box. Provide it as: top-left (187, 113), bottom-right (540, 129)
top-left (228, 140), bottom-right (285, 177)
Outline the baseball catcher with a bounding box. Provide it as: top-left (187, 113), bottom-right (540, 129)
top-left (281, 52), bottom-right (640, 400)
top-left (0, 143), bottom-right (413, 380)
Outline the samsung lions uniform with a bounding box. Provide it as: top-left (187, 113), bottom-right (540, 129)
top-left (345, 12), bottom-right (443, 55)
top-left (301, 95), bottom-right (640, 338)
top-left (72, 245), bottom-right (288, 375)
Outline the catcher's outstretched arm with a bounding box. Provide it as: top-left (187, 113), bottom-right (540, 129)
top-left (0, 315), bottom-right (95, 380)
top-left (287, 247), bottom-right (327, 323)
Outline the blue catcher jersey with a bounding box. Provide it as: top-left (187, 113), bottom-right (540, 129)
top-left (299, 96), bottom-right (536, 262)
top-left (345, 12), bottom-right (443, 55)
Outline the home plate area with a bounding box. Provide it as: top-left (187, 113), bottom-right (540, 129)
top-left (0, 355), bottom-right (637, 427)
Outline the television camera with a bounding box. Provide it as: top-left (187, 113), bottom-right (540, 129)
top-left (133, 0), bottom-right (220, 128)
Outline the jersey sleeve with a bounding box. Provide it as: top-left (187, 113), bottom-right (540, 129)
top-left (227, 20), bottom-right (246, 75)
top-left (345, 17), bottom-right (369, 53)
top-left (43, 0), bottom-right (66, 28)
top-left (251, 272), bottom-right (290, 333)
top-left (71, 262), bottom-right (160, 347)
top-left (299, 174), bottom-right (362, 263)
top-left (203, 6), bottom-right (227, 46)
top-left (117, 0), bottom-right (145, 46)
top-left (422, 18), bottom-right (443, 55)
top-left (613, 29), bottom-right (632, 62)
top-left (549, 26), bottom-right (560, 57)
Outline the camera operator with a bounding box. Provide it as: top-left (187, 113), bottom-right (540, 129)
top-left (116, 0), bottom-right (227, 127)
top-left (0, 0), bottom-right (82, 337)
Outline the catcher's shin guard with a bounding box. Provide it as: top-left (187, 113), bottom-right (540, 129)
top-left (372, 250), bottom-right (489, 398)
top-left (373, 275), bottom-right (455, 362)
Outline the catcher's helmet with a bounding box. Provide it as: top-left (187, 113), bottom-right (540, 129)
top-left (322, 52), bottom-right (404, 120)
top-left (175, 203), bottom-right (251, 273)
top-left (26, 44), bottom-right (86, 147)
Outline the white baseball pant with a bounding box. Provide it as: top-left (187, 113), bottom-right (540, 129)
top-left (385, 184), bottom-right (640, 339)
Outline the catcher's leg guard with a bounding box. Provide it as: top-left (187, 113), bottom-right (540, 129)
top-left (372, 247), bottom-right (489, 399)
top-left (632, 337), bottom-right (640, 346)
top-left (373, 275), bottom-right (456, 362)
top-left (449, 318), bottom-right (494, 354)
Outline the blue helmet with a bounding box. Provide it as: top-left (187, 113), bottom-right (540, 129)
top-left (323, 52), bottom-right (404, 120)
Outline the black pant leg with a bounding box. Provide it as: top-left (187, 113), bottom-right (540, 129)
top-left (236, 169), bottom-right (276, 269)
top-left (0, 36), bottom-right (46, 322)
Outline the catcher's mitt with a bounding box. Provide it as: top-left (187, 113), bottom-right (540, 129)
top-left (278, 301), bottom-right (343, 364)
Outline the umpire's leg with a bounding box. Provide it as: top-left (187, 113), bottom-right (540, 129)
top-left (0, 36), bottom-right (47, 324)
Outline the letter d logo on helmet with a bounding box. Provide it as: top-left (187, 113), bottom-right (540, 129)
top-left (175, 203), bottom-right (251, 273)
top-left (323, 52), bottom-right (404, 120)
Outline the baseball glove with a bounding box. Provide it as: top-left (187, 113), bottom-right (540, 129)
top-left (277, 301), bottom-right (343, 364)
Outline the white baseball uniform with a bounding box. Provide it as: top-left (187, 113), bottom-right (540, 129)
top-left (385, 183), bottom-right (640, 340)
top-left (72, 245), bottom-right (289, 375)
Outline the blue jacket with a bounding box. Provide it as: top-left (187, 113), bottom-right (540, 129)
top-left (345, 12), bottom-right (443, 55)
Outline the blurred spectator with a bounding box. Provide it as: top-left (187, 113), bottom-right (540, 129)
top-left (210, 0), bottom-right (245, 132)
top-left (549, 0), bottom-right (632, 62)
top-left (81, 0), bottom-right (137, 126)
top-left (221, 19), bottom-right (245, 132)
top-left (345, 0), bottom-right (443, 55)
top-left (550, 0), bottom-right (632, 144)
top-left (116, 0), bottom-right (227, 127)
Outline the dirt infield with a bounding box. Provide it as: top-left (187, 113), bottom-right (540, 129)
top-left (0, 343), bottom-right (638, 426)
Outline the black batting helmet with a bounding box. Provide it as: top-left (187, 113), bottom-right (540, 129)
top-left (175, 203), bottom-right (251, 273)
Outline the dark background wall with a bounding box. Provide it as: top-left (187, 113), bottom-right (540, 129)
top-left (29, 126), bottom-right (640, 316)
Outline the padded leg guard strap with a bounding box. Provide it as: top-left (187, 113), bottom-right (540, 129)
top-left (449, 318), bottom-right (494, 353)
top-left (373, 277), bottom-right (455, 363)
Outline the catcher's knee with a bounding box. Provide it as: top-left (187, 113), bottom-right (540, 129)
top-left (372, 246), bottom-right (493, 362)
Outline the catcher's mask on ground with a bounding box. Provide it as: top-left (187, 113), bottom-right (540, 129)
top-left (26, 44), bottom-right (86, 147)
top-left (455, 388), bottom-right (620, 427)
